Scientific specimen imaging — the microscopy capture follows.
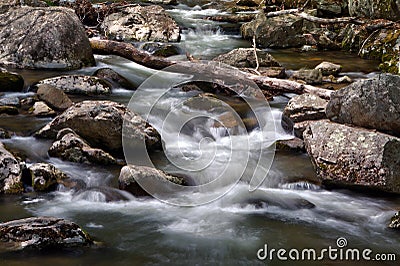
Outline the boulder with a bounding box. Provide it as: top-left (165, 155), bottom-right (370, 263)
top-left (28, 163), bottom-right (68, 192)
top-left (0, 141), bottom-right (23, 194)
top-left (315, 61), bottom-right (342, 76)
top-left (303, 120), bottom-right (400, 193)
top-left (291, 69), bottom-right (323, 84)
top-left (259, 67), bottom-right (286, 78)
top-left (213, 48), bottom-right (281, 68)
top-left (101, 5), bottom-right (180, 43)
top-left (36, 84), bottom-right (73, 111)
top-left (48, 128), bottom-right (117, 165)
top-left (326, 74), bottom-right (400, 137)
top-left (0, 217), bottom-right (93, 251)
top-left (36, 75), bottom-right (111, 95)
top-left (389, 211), bottom-right (400, 229)
top-left (36, 101), bottom-right (160, 153)
top-left (118, 165), bottom-right (185, 197)
top-left (348, 0), bottom-right (400, 21)
top-left (93, 68), bottom-right (135, 90)
top-left (283, 93), bottom-right (328, 138)
top-left (0, 6), bottom-right (95, 70)
top-left (312, 0), bottom-right (348, 17)
top-left (0, 68), bottom-right (24, 92)
top-left (241, 12), bottom-right (316, 48)
top-left (31, 101), bottom-right (56, 117)
top-left (358, 28), bottom-right (400, 73)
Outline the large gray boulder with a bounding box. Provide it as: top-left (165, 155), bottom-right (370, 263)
top-left (326, 74), bottom-right (400, 137)
top-left (37, 84), bottom-right (73, 111)
top-left (101, 5), bottom-right (180, 43)
top-left (0, 217), bottom-right (93, 251)
top-left (36, 75), bottom-right (111, 95)
top-left (0, 6), bottom-right (95, 70)
top-left (0, 141), bottom-right (23, 194)
top-left (213, 48), bottom-right (281, 68)
top-left (119, 165), bottom-right (185, 197)
top-left (304, 120), bottom-right (400, 193)
top-left (36, 101), bottom-right (160, 153)
top-left (348, 0), bottom-right (400, 21)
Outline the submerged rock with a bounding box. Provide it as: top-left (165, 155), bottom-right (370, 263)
top-left (0, 6), bottom-right (95, 70)
top-left (0, 141), bottom-right (23, 194)
top-left (36, 84), bottom-right (73, 111)
top-left (28, 163), bottom-right (68, 192)
top-left (0, 217), bottom-right (93, 251)
top-left (303, 120), bottom-right (400, 194)
top-left (93, 68), bottom-right (135, 90)
top-left (326, 74), bottom-right (400, 137)
top-left (119, 165), bottom-right (185, 197)
top-left (101, 5), bottom-right (180, 42)
top-left (283, 93), bottom-right (328, 138)
top-left (36, 101), bottom-right (160, 153)
top-left (48, 128), bottom-right (117, 165)
top-left (389, 211), bottom-right (400, 229)
top-left (36, 75), bottom-right (111, 95)
top-left (0, 68), bottom-right (24, 92)
top-left (213, 48), bottom-right (281, 68)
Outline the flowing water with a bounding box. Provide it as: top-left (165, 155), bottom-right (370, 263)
top-left (0, 2), bottom-right (399, 265)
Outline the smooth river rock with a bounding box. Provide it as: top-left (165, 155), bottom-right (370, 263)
top-left (119, 165), bottom-right (185, 197)
top-left (36, 75), bottom-right (111, 95)
top-left (303, 120), bottom-right (400, 194)
top-left (0, 141), bottom-right (23, 194)
top-left (326, 74), bottom-right (400, 137)
top-left (36, 101), bottom-right (160, 153)
top-left (36, 84), bottom-right (73, 111)
top-left (0, 6), bottom-right (95, 70)
top-left (0, 217), bottom-right (93, 251)
top-left (101, 5), bottom-right (180, 42)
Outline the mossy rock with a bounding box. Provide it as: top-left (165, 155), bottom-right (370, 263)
top-left (0, 68), bottom-right (24, 92)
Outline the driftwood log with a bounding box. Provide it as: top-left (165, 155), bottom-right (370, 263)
top-left (89, 39), bottom-right (333, 99)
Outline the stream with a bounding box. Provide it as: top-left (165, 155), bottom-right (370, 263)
top-left (0, 2), bottom-right (399, 265)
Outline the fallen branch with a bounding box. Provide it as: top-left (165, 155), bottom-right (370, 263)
top-left (265, 8), bottom-right (364, 25)
top-left (89, 39), bottom-right (175, 70)
top-left (90, 39), bottom-right (333, 99)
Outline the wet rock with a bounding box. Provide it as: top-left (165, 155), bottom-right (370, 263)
top-left (348, 0), bottom-right (400, 21)
top-left (119, 165), bottom-right (185, 197)
top-left (31, 101), bottom-right (56, 117)
top-left (312, 0), bottom-right (348, 17)
top-left (0, 141), bottom-right (23, 194)
top-left (0, 0), bottom-right (18, 14)
top-left (48, 128), bottom-right (117, 165)
top-left (276, 137), bottom-right (305, 152)
top-left (283, 93), bottom-right (328, 138)
top-left (236, 0), bottom-right (260, 7)
top-left (315, 61), bottom-right (342, 76)
top-left (326, 74), bottom-right (400, 137)
top-left (36, 101), bottom-right (160, 153)
top-left (0, 128), bottom-right (11, 139)
top-left (339, 24), bottom-right (368, 52)
top-left (0, 68), bottom-right (24, 92)
top-left (0, 6), bottom-right (95, 70)
top-left (101, 5), bottom-right (180, 43)
top-left (0, 97), bottom-right (20, 107)
top-left (241, 12), bottom-right (317, 48)
top-left (93, 68), bottom-right (135, 90)
top-left (140, 42), bottom-right (180, 57)
top-left (336, 75), bottom-right (352, 83)
top-left (389, 211), bottom-right (400, 229)
top-left (0, 217), bottom-right (93, 251)
top-left (36, 75), bottom-right (111, 95)
top-left (28, 163), bottom-right (68, 192)
top-left (36, 84), bottom-right (73, 111)
top-left (358, 28), bottom-right (400, 73)
top-left (303, 120), bottom-right (400, 194)
top-left (259, 67), bottom-right (286, 78)
top-left (0, 106), bottom-right (18, 115)
top-left (291, 69), bottom-right (323, 85)
top-left (213, 48), bottom-right (281, 68)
